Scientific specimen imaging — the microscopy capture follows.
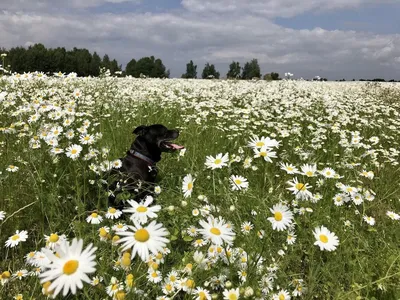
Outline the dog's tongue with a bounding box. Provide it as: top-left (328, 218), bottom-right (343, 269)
top-left (169, 143), bottom-right (185, 150)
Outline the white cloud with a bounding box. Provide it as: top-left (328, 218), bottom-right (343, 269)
top-left (0, 2), bottom-right (399, 79)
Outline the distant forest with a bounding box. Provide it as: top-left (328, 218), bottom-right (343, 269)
top-left (0, 44), bottom-right (398, 81)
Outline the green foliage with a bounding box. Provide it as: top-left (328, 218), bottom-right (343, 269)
top-left (201, 62), bottom-right (220, 79)
top-left (226, 61), bottom-right (241, 79)
top-left (2, 44), bottom-right (120, 76)
top-left (125, 56), bottom-right (168, 78)
top-left (241, 58), bottom-right (261, 79)
top-left (181, 60), bottom-right (197, 78)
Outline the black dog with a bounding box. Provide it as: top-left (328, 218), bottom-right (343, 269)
top-left (108, 124), bottom-right (184, 209)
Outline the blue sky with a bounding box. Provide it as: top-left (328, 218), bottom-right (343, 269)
top-left (1, 0), bottom-right (400, 79)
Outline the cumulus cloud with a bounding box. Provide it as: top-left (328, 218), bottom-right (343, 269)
top-left (0, 1), bottom-right (399, 79)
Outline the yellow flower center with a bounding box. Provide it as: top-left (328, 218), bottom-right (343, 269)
top-left (295, 183), bottom-right (306, 191)
top-left (151, 272), bottom-right (158, 278)
top-left (136, 206), bottom-right (148, 213)
top-left (229, 293), bottom-right (238, 300)
top-left (108, 208), bottom-right (116, 214)
top-left (1, 271), bottom-right (11, 279)
top-left (165, 283), bottom-right (173, 291)
top-left (199, 291), bottom-right (207, 300)
top-left (170, 275), bottom-right (176, 282)
top-left (11, 234), bottom-right (20, 241)
top-left (210, 227), bottom-right (221, 236)
top-left (287, 166), bottom-right (293, 171)
top-left (260, 151), bottom-right (267, 157)
top-left (156, 253), bottom-right (163, 260)
top-left (90, 213), bottom-right (98, 218)
top-left (84, 136), bottom-right (90, 141)
top-left (256, 141), bottom-right (264, 147)
top-left (49, 233), bottom-right (59, 243)
top-left (274, 212), bottom-right (283, 221)
top-left (17, 271), bottom-right (23, 277)
top-left (188, 182), bottom-right (193, 190)
top-left (99, 228), bottom-right (108, 237)
top-left (112, 284), bottom-right (119, 291)
top-left (63, 260), bottom-right (79, 275)
top-left (234, 179), bottom-right (242, 185)
top-left (186, 279), bottom-right (195, 288)
top-left (326, 171), bottom-right (331, 176)
top-left (319, 234), bottom-right (329, 243)
top-left (279, 295), bottom-right (285, 300)
top-left (115, 291), bottom-right (126, 300)
top-left (214, 159), bottom-right (222, 165)
top-left (71, 149), bottom-right (77, 154)
top-left (135, 229), bottom-right (150, 242)
top-left (306, 171), bottom-right (313, 176)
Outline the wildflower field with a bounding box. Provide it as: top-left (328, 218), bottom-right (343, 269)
top-left (1, 73), bottom-right (400, 300)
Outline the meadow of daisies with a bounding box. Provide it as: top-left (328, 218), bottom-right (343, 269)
top-left (0, 72), bottom-right (400, 300)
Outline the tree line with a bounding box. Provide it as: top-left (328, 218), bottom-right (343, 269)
top-left (0, 44), bottom-right (284, 80)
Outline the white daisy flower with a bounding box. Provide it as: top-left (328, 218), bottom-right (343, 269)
top-left (223, 288), bottom-right (240, 300)
top-left (205, 153), bottom-right (229, 170)
top-left (65, 144), bottom-right (82, 160)
top-left (287, 178), bottom-right (313, 200)
top-left (386, 211), bottom-right (400, 220)
top-left (116, 220), bottom-right (170, 262)
top-left (182, 174), bottom-right (195, 198)
top-left (44, 232), bottom-right (67, 250)
top-left (6, 165), bottom-right (19, 172)
top-left (198, 216), bottom-right (235, 245)
top-left (363, 216), bottom-right (375, 226)
top-left (253, 146), bottom-right (277, 162)
top-left (313, 226), bottom-right (339, 251)
top-left (267, 204), bottom-right (294, 231)
top-left (230, 175), bottom-right (249, 191)
top-left (39, 238), bottom-right (97, 297)
top-left (5, 230), bottom-right (28, 248)
top-left (300, 164), bottom-right (317, 177)
top-left (105, 207), bottom-right (122, 219)
top-left (280, 162), bottom-right (299, 174)
top-left (86, 212), bottom-right (103, 224)
top-left (0, 211), bottom-right (6, 221)
top-left (123, 196), bottom-right (161, 224)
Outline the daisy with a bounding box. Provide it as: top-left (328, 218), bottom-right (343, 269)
top-left (287, 231), bottom-right (297, 245)
top-left (147, 270), bottom-right (162, 283)
top-left (39, 238), bottom-right (97, 297)
top-left (162, 281), bottom-right (175, 294)
top-left (98, 226), bottom-right (110, 241)
top-left (280, 162), bottom-right (299, 174)
top-left (79, 134), bottom-right (95, 145)
top-left (90, 275), bottom-right (103, 286)
top-left (112, 159), bottom-right (122, 169)
top-left (5, 230), bottom-right (28, 248)
top-left (230, 175), bottom-right (249, 191)
top-left (106, 277), bottom-right (124, 297)
top-left (0, 211), bottom-right (6, 221)
top-left (13, 294), bottom-right (23, 300)
top-left (300, 164), bottom-right (317, 177)
top-left (123, 196), bottom-right (161, 224)
top-left (116, 220), bottom-right (170, 262)
top-left (240, 221), bottom-right (253, 235)
top-left (154, 186), bottom-right (162, 194)
top-left (267, 204), bottom-right (294, 231)
top-left (65, 144), bottom-right (82, 160)
top-left (386, 211), bottom-right (400, 220)
top-left (13, 269), bottom-right (28, 280)
top-left (194, 287), bottom-right (211, 300)
top-left (248, 136), bottom-right (280, 149)
top-left (313, 226), bottom-right (339, 251)
top-left (44, 232), bottom-right (67, 250)
top-left (6, 165), bottom-right (19, 172)
top-left (112, 223), bottom-right (128, 232)
top-left (192, 238), bottom-right (207, 248)
top-left (86, 212), bottom-right (103, 224)
top-left (205, 153), bottom-right (229, 170)
top-left (31, 251), bottom-right (52, 269)
top-left (1, 271), bottom-right (11, 285)
top-left (187, 226), bottom-right (198, 237)
top-left (287, 178), bottom-right (313, 200)
top-left (253, 146), bottom-right (277, 162)
top-left (198, 216), bottom-right (235, 245)
top-left (352, 193), bottom-right (363, 205)
top-left (320, 167), bottom-right (336, 178)
top-left (105, 207), bottom-right (122, 219)
top-left (223, 288), bottom-right (239, 300)
top-left (363, 216), bottom-right (375, 226)
top-left (182, 174), bottom-right (195, 198)
top-left (272, 289), bottom-right (291, 300)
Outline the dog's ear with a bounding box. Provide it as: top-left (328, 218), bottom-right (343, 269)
top-left (133, 125), bottom-right (147, 136)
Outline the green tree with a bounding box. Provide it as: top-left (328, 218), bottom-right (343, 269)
top-left (226, 61), bottom-right (241, 79)
top-left (241, 59), bottom-right (261, 79)
top-left (90, 52), bottom-right (101, 76)
top-left (181, 60), bottom-right (197, 78)
top-left (201, 63), bottom-right (220, 79)
top-left (271, 72), bottom-right (280, 80)
top-left (125, 58), bottom-right (137, 76)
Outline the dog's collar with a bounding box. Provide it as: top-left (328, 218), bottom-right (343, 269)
top-left (129, 149), bottom-right (156, 165)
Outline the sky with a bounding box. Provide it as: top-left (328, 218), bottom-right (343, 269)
top-left (1, 0), bottom-right (400, 80)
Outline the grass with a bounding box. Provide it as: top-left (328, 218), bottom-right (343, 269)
top-left (0, 74), bottom-right (400, 299)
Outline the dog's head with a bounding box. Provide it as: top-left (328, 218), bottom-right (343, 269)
top-left (132, 124), bottom-right (184, 155)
